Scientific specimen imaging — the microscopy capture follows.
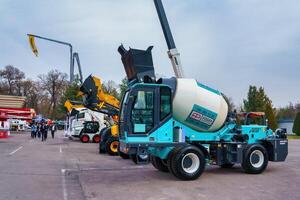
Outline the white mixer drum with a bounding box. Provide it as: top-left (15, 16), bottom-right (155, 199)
top-left (173, 78), bottom-right (228, 132)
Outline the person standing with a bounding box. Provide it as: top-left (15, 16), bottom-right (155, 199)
top-left (41, 123), bottom-right (47, 142)
top-left (37, 123), bottom-right (41, 138)
top-left (51, 124), bottom-right (57, 139)
top-left (31, 123), bottom-right (37, 138)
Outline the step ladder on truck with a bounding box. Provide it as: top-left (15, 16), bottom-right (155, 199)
top-left (117, 0), bottom-right (288, 180)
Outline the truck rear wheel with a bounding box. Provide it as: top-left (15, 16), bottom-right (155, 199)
top-left (242, 144), bottom-right (268, 174)
top-left (169, 145), bottom-right (206, 180)
top-left (150, 155), bottom-right (169, 172)
top-left (105, 137), bottom-right (119, 156)
top-left (80, 135), bottom-right (89, 143)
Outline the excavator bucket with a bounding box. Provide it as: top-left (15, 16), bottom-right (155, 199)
top-left (80, 75), bottom-right (100, 107)
top-left (118, 45), bottom-right (156, 84)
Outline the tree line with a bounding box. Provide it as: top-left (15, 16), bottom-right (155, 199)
top-left (0, 65), bottom-right (127, 120)
top-left (1, 65), bottom-right (299, 133)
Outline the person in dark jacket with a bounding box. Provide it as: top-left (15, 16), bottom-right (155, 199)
top-left (37, 124), bottom-right (41, 138)
top-left (31, 123), bottom-right (37, 138)
top-left (51, 124), bottom-right (57, 139)
top-left (41, 123), bottom-right (48, 142)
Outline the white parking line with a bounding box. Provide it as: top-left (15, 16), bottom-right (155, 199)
top-left (9, 146), bottom-right (23, 156)
top-left (60, 146), bottom-right (62, 153)
top-left (61, 169), bottom-right (68, 200)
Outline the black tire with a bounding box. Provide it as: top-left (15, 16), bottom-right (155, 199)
top-left (99, 142), bottom-right (106, 154)
top-left (220, 163), bottom-right (235, 168)
top-left (167, 144), bottom-right (189, 177)
top-left (242, 144), bottom-right (268, 174)
top-left (98, 127), bottom-right (110, 154)
top-left (80, 135), bottom-right (89, 143)
top-left (118, 145), bottom-right (129, 159)
top-left (150, 155), bottom-right (169, 172)
top-left (169, 145), bottom-right (206, 181)
top-left (105, 137), bottom-right (119, 156)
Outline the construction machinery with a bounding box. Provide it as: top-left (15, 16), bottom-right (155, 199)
top-left (79, 75), bottom-right (123, 156)
top-left (118, 0), bottom-right (288, 180)
top-left (64, 100), bottom-right (105, 143)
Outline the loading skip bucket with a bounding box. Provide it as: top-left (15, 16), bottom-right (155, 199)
top-left (0, 130), bottom-right (9, 139)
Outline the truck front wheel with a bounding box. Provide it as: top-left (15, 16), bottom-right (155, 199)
top-left (169, 145), bottom-right (205, 180)
top-left (242, 144), bottom-right (268, 174)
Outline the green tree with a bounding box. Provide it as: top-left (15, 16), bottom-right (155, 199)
top-left (243, 86), bottom-right (265, 112)
top-left (293, 112), bottom-right (300, 136)
top-left (56, 81), bottom-right (81, 119)
top-left (118, 77), bottom-right (128, 100)
top-left (265, 99), bottom-right (278, 130)
top-left (243, 85), bottom-right (278, 130)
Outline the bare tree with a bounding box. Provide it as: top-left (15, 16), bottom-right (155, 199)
top-left (0, 65), bottom-right (25, 95)
top-left (38, 69), bottom-right (68, 118)
top-left (102, 80), bottom-right (119, 99)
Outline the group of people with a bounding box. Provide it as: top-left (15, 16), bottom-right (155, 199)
top-left (30, 122), bottom-right (57, 141)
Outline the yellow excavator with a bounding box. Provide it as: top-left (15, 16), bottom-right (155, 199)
top-left (78, 75), bottom-right (129, 158)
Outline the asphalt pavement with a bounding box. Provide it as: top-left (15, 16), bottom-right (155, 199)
top-left (0, 131), bottom-right (299, 200)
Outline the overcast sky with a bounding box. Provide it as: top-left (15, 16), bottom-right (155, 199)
top-left (0, 0), bottom-right (299, 107)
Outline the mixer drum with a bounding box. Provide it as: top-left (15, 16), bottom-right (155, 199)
top-left (172, 78), bottom-right (228, 132)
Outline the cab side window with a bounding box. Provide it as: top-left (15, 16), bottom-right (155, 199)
top-left (160, 87), bottom-right (171, 120)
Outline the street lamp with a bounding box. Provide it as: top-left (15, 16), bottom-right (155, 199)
top-left (27, 34), bottom-right (82, 83)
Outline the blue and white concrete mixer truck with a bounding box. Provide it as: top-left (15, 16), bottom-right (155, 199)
top-left (118, 0), bottom-right (288, 180)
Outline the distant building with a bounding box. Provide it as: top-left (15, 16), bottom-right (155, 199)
top-left (0, 95), bottom-right (26, 108)
top-left (0, 95), bottom-right (36, 124)
top-left (278, 119), bottom-right (295, 135)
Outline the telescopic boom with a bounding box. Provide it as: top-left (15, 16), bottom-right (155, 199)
top-left (153, 0), bottom-right (184, 78)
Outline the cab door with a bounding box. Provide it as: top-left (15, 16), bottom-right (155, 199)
top-left (129, 87), bottom-right (157, 135)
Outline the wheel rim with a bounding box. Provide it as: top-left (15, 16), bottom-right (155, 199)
top-left (181, 153), bottom-right (200, 174)
top-left (110, 141), bottom-right (119, 153)
top-left (94, 136), bottom-right (100, 143)
top-left (250, 150), bottom-right (264, 168)
top-left (82, 135), bottom-right (89, 142)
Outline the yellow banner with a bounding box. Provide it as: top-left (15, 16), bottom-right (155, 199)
top-left (28, 35), bottom-right (38, 56)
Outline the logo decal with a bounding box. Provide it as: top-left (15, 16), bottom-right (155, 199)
top-left (186, 105), bottom-right (217, 130)
top-left (190, 111), bottom-right (214, 126)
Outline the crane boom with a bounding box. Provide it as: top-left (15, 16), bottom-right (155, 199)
top-left (153, 0), bottom-right (184, 78)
